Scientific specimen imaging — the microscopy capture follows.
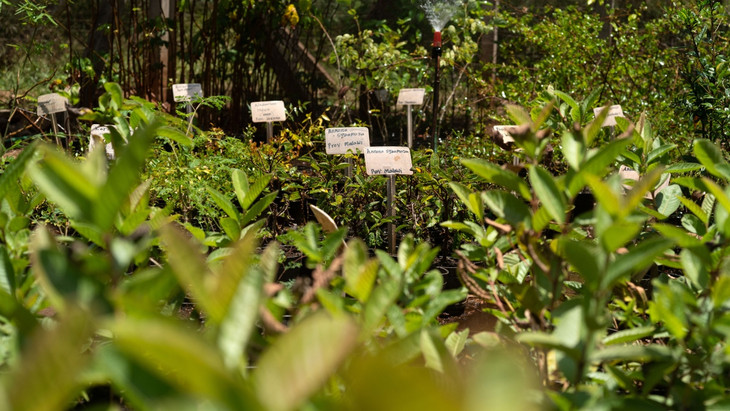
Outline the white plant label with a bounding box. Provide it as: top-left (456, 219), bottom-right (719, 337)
top-left (619, 165), bottom-right (669, 198)
top-left (364, 147), bottom-right (413, 175)
top-left (172, 83), bottom-right (203, 102)
top-left (593, 105), bottom-right (624, 127)
top-left (90, 124), bottom-right (116, 158)
top-left (325, 127), bottom-right (370, 155)
top-left (251, 101), bottom-right (286, 123)
top-left (397, 88), bottom-right (425, 106)
top-left (37, 93), bottom-right (68, 116)
top-left (493, 125), bottom-right (519, 143)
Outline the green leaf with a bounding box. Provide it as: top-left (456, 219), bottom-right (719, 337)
top-left (559, 239), bottom-right (603, 289)
top-left (344, 239), bottom-right (378, 303)
top-left (207, 187), bottom-right (241, 222)
top-left (0, 142), bottom-right (38, 200)
top-left (603, 237), bottom-right (672, 289)
top-left (0, 247), bottom-right (16, 295)
top-left (240, 191), bottom-right (278, 227)
top-left (678, 196), bottom-right (709, 225)
top-left (694, 139), bottom-right (730, 180)
top-left (448, 181), bottom-right (483, 221)
top-left (561, 130), bottom-right (584, 170)
top-left (460, 158), bottom-right (531, 200)
top-left (7, 308), bottom-right (95, 411)
top-left (217, 242), bottom-right (273, 371)
top-left (664, 162), bottom-right (703, 174)
top-left (481, 190), bottom-right (531, 227)
top-left (566, 137), bottom-right (633, 196)
top-left (646, 143), bottom-right (677, 165)
top-left (680, 248), bottom-right (709, 289)
top-left (602, 326), bottom-right (655, 345)
top-left (241, 174), bottom-right (272, 210)
top-left (553, 90), bottom-right (580, 123)
top-left (529, 165), bottom-right (566, 224)
top-left (29, 145), bottom-right (97, 223)
top-left (363, 272), bottom-right (402, 332)
top-left (591, 344), bottom-right (672, 363)
top-left (160, 224), bottom-right (217, 318)
top-left (655, 184), bottom-right (682, 217)
top-left (220, 217), bottom-right (241, 240)
top-left (585, 175), bottom-right (620, 216)
top-left (444, 329), bottom-right (469, 358)
top-left (157, 125), bottom-right (193, 146)
top-left (253, 312), bottom-right (358, 411)
top-left (231, 169), bottom-right (250, 209)
top-left (111, 315), bottom-right (257, 409)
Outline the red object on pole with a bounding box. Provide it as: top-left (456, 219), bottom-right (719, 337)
top-left (433, 31), bottom-right (442, 47)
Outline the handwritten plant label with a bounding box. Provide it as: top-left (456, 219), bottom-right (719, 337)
top-left (325, 127), bottom-right (370, 155)
top-left (251, 101), bottom-right (286, 123)
top-left (593, 105), bottom-right (624, 127)
top-left (364, 147), bottom-right (413, 175)
top-left (172, 83), bottom-right (203, 102)
top-left (397, 88), bottom-right (425, 106)
top-left (493, 125), bottom-right (519, 143)
top-left (37, 93), bottom-right (68, 116)
top-left (90, 124), bottom-right (116, 158)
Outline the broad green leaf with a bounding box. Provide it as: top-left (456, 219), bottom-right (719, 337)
top-left (481, 190), bottom-right (531, 227)
top-left (603, 237), bottom-right (672, 289)
top-left (0, 142), bottom-right (38, 201)
top-left (363, 271), bottom-right (402, 332)
top-left (218, 242), bottom-right (274, 372)
top-left (694, 139), bottom-right (730, 180)
top-left (95, 118), bottom-right (159, 230)
top-left (241, 174), bottom-right (272, 210)
top-left (0, 247), bottom-right (15, 295)
top-left (646, 143), bottom-right (677, 165)
top-left (585, 105), bottom-right (610, 145)
top-left (553, 90), bottom-right (579, 123)
top-left (680, 248), bottom-right (709, 289)
top-left (320, 227), bottom-right (348, 263)
top-left (460, 158), bottom-right (531, 200)
top-left (559, 239), bottom-right (603, 289)
top-left (423, 288), bottom-right (467, 325)
top-left (444, 329), bottom-right (469, 358)
top-left (448, 181), bottom-right (483, 220)
top-left (561, 130), bottom-right (584, 170)
top-left (160, 224), bottom-right (217, 318)
top-left (529, 165), bottom-right (566, 224)
top-left (591, 344), bottom-right (672, 363)
top-left (516, 332), bottom-right (580, 359)
top-left (624, 167), bottom-right (663, 216)
top-left (602, 326), bottom-right (655, 345)
top-left (344, 239), bottom-right (378, 303)
top-left (157, 126), bottom-right (193, 146)
top-left (7, 308), bottom-right (95, 411)
top-left (655, 184), bottom-right (682, 217)
top-left (231, 169), bottom-right (250, 210)
top-left (585, 175), bottom-right (620, 216)
top-left (29, 145), bottom-right (97, 223)
top-left (678, 196), bottom-right (709, 225)
top-left (240, 191), bottom-right (278, 227)
top-left (566, 137), bottom-right (632, 196)
top-left (681, 214), bottom-right (707, 236)
top-left (111, 315), bottom-right (257, 409)
top-left (652, 223), bottom-right (703, 248)
top-left (206, 187), bottom-right (241, 222)
top-left (664, 162), bottom-right (703, 174)
top-left (220, 217), bottom-right (241, 240)
top-left (420, 329), bottom-right (444, 372)
top-left (600, 222), bottom-right (641, 253)
top-left (253, 312), bottom-right (358, 411)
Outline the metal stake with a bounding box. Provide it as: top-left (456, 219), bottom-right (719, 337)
top-left (266, 122), bottom-right (274, 143)
top-left (50, 112), bottom-right (61, 147)
top-left (407, 104), bottom-right (413, 149)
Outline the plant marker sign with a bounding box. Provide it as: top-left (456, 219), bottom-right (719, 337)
top-left (251, 100), bottom-right (286, 143)
top-left (364, 146), bottom-right (413, 253)
top-left (37, 93), bottom-right (68, 145)
top-left (593, 105), bottom-right (624, 127)
top-left (324, 127), bottom-right (370, 155)
top-left (397, 88), bottom-right (425, 148)
top-left (172, 83), bottom-right (203, 103)
top-left (493, 125), bottom-right (518, 144)
top-left (90, 124), bottom-right (116, 159)
top-left (364, 147), bottom-right (413, 176)
top-left (172, 83), bottom-right (203, 135)
top-left (37, 93), bottom-right (68, 116)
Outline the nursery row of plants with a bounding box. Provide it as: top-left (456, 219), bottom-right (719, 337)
top-left (2, 80), bottom-right (730, 409)
top-left (2, 0), bottom-right (730, 409)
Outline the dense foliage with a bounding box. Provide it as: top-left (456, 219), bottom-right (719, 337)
top-left (3, 0), bottom-right (730, 409)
